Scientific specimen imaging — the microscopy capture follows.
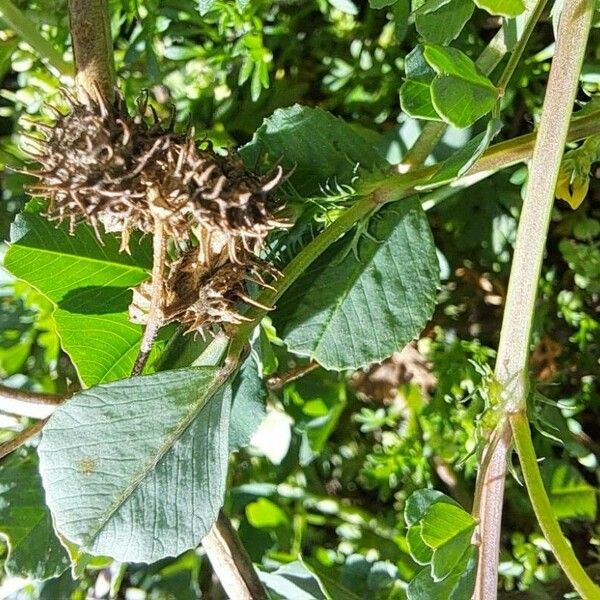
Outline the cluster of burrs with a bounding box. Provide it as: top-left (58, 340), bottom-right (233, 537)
top-left (23, 89), bottom-right (287, 337)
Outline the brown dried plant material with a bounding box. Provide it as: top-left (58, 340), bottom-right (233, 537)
top-left (351, 343), bottom-right (437, 404)
top-left (23, 91), bottom-right (287, 256)
top-left (130, 248), bottom-right (277, 338)
top-left (23, 89), bottom-right (287, 343)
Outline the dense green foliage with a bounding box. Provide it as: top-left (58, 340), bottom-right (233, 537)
top-left (1, 0), bottom-right (600, 598)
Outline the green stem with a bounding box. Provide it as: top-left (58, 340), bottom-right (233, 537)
top-left (474, 1), bottom-right (596, 598)
top-left (495, 0), bottom-right (549, 95)
top-left (227, 195), bottom-right (376, 360)
top-left (0, 0), bottom-right (73, 75)
top-left (511, 411), bottom-right (600, 599)
top-left (401, 0), bottom-right (548, 169)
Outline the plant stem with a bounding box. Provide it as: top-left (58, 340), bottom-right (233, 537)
top-left (400, 0), bottom-right (547, 170)
top-left (0, 0), bottom-right (73, 75)
top-left (495, 0), bottom-right (549, 96)
top-left (68, 0), bottom-right (116, 101)
top-left (131, 221), bottom-right (167, 376)
top-left (202, 511), bottom-right (269, 600)
top-left (0, 385), bottom-right (64, 419)
top-left (0, 418), bottom-right (48, 460)
top-left (510, 411), bottom-right (600, 598)
top-left (474, 1), bottom-right (596, 598)
top-left (227, 195), bottom-right (376, 360)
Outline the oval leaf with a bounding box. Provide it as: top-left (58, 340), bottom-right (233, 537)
top-left (5, 212), bottom-right (151, 386)
top-left (275, 200), bottom-right (439, 370)
top-left (0, 449), bottom-right (69, 580)
top-left (38, 367), bottom-right (231, 563)
top-left (240, 105), bottom-right (387, 199)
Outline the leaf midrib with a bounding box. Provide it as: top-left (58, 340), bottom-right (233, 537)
top-left (80, 368), bottom-right (226, 551)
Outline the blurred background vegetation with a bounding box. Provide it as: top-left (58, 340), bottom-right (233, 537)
top-left (2, 0), bottom-right (600, 597)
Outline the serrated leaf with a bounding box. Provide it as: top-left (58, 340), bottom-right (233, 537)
top-left (414, 0), bottom-right (473, 45)
top-left (407, 545), bottom-right (477, 600)
top-left (5, 213), bottom-right (150, 386)
top-left (0, 449), bottom-right (69, 580)
top-left (38, 368), bottom-right (231, 563)
top-left (240, 105), bottom-right (387, 199)
top-left (423, 45), bottom-right (497, 128)
top-left (473, 0), bottom-right (525, 17)
top-left (274, 200), bottom-right (439, 370)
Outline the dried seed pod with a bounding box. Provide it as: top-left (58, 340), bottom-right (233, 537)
top-left (23, 89), bottom-right (287, 256)
top-left (130, 248), bottom-right (276, 336)
top-left (23, 92), bottom-right (151, 241)
top-left (142, 140), bottom-right (289, 260)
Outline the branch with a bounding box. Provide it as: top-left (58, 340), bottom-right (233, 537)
top-left (202, 511), bottom-right (269, 600)
top-left (0, 0), bottom-right (73, 75)
top-left (68, 0), bottom-right (116, 101)
top-left (474, 1), bottom-right (596, 598)
top-left (511, 411), bottom-right (600, 597)
top-left (0, 385), bottom-right (65, 419)
top-left (131, 220), bottom-right (167, 376)
top-left (0, 418), bottom-right (48, 460)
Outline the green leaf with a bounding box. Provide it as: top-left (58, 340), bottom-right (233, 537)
top-left (240, 105), bottom-right (387, 199)
top-left (405, 489), bottom-right (456, 526)
top-left (417, 119), bottom-right (502, 190)
top-left (405, 490), bottom-right (476, 580)
top-left (420, 503), bottom-right (475, 580)
top-left (400, 46), bottom-right (441, 120)
top-left (407, 524), bottom-right (433, 565)
top-left (414, 0), bottom-right (474, 45)
top-left (229, 355), bottom-right (267, 452)
top-left (5, 212), bottom-right (151, 386)
top-left (275, 200), bottom-right (439, 370)
top-left (400, 81), bottom-right (441, 121)
top-left (246, 498), bottom-right (289, 528)
top-left (38, 368), bottom-right (231, 563)
top-left (305, 560), bottom-right (362, 600)
top-left (473, 0), bottom-right (525, 17)
top-left (420, 503), bottom-right (476, 547)
top-left (407, 545), bottom-right (478, 600)
top-left (369, 0), bottom-right (398, 9)
top-left (0, 449), bottom-right (69, 580)
top-left (542, 460), bottom-right (598, 521)
top-left (258, 561), bottom-right (330, 600)
top-left (423, 45), bottom-right (498, 128)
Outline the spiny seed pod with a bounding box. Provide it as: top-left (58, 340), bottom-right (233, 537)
top-left (129, 248), bottom-right (277, 337)
top-left (23, 92), bottom-right (150, 243)
top-left (23, 90), bottom-right (287, 256)
top-left (140, 137), bottom-right (289, 261)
